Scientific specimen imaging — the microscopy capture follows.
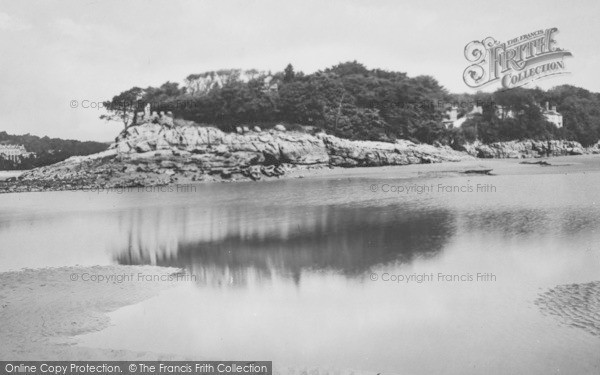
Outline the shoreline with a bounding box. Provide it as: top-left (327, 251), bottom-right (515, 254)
top-left (2, 116), bottom-right (599, 194)
top-left (2, 154), bottom-right (600, 194)
top-left (3, 118), bottom-right (598, 194)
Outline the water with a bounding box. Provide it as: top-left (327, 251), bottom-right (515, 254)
top-left (1, 157), bottom-right (599, 373)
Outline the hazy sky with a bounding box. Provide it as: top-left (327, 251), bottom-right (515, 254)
top-left (1, 0), bottom-right (598, 141)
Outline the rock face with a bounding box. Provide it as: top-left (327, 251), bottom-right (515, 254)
top-left (109, 116), bottom-right (470, 171)
top-left (113, 119), bottom-right (330, 168)
top-left (10, 116), bottom-right (472, 192)
top-left (320, 136), bottom-right (468, 166)
top-left (463, 140), bottom-right (586, 158)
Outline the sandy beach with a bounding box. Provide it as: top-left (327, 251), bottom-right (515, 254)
top-left (536, 281), bottom-right (600, 337)
top-left (0, 266), bottom-right (188, 360)
top-left (0, 265), bottom-right (388, 375)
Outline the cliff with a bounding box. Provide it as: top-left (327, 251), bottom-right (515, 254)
top-left (6, 114), bottom-right (472, 192)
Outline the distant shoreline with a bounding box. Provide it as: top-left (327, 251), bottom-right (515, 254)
top-left (2, 154), bottom-right (599, 195)
top-left (2, 119), bottom-right (599, 194)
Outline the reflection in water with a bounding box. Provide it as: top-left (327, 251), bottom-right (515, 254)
top-left (112, 196), bottom-right (600, 289)
top-left (115, 204), bottom-right (457, 286)
top-left (83, 170), bottom-right (600, 374)
top-left (459, 207), bottom-right (600, 238)
top-left (1, 167), bottom-right (600, 374)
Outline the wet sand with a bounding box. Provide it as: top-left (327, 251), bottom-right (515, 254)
top-left (3, 154), bottom-right (600, 194)
top-left (0, 266), bottom-right (188, 360)
top-left (289, 154), bottom-right (600, 181)
top-left (536, 281), bottom-right (600, 337)
top-left (0, 263), bottom-right (385, 375)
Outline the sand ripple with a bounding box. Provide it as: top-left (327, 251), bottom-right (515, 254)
top-left (0, 265), bottom-right (185, 359)
top-left (535, 281), bottom-right (600, 337)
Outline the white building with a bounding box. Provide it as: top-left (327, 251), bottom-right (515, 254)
top-left (443, 105), bottom-right (483, 128)
top-left (495, 105), bottom-right (518, 120)
top-left (0, 144), bottom-right (34, 162)
top-left (542, 102), bottom-right (563, 128)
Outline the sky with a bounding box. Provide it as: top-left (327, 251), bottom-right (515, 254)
top-left (0, 0), bottom-right (599, 142)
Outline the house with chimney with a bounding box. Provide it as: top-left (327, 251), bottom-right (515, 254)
top-left (541, 102), bottom-right (563, 128)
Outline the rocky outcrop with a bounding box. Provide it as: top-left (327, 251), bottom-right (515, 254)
top-left (587, 141), bottom-right (600, 154)
top-left (113, 118), bottom-right (331, 169)
top-left (114, 114), bottom-right (468, 162)
top-left (321, 136), bottom-right (468, 166)
top-left (6, 115), bottom-right (472, 192)
top-left (8, 112), bottom-right (600, 194)
top-left (463, 140), bottom-right (586, 158)
top-left (108, 116), bottom-right (470, 172)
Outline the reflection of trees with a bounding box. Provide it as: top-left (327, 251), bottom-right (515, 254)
top-left (458, 207), bottom-right (600, 238)
top-left (114, 203), bottom-right (456, 287)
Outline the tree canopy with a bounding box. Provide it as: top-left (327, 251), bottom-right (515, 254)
top-left (100, 62), bottom-right (600, 147)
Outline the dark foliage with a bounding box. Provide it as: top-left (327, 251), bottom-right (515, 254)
top-left (0, 132), bottom-right (108, 170)
top-left (102, 62), bottom-right (600, 147)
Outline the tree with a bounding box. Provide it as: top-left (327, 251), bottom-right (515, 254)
top-left (325, 61), bottom-right (369, 76)
top-left (283, 64), bottom-right (295, 83)
top-left (101, 87), bottom-right (144, 129)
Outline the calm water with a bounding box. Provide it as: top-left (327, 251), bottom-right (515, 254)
top-left (1, 157), bottom-right (599, 374)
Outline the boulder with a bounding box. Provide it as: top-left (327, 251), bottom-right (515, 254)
top-left (116, 141), bottom-right (132, 154)
top-left (277, 134), bottom-right (329, 165)
top-left (262, 165), bottom-right (276, 177)
top-left (247, 165), bottom-right (262, 181)
top-left (159, 115), bottom-right (174, 127)
top-left (587, 141), bottom-right (600, 154)
top-left (134, 141), bottom-right (153, 153)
